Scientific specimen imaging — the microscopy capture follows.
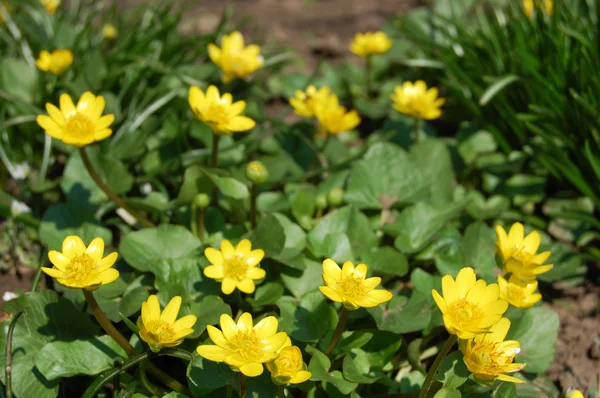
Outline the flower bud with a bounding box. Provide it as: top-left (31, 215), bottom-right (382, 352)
top-left (328, 188), bottom-right (344, 207)
top-left (246, 161), bottom-right (269, 184)
top-left (193, 193), bottom-right (210, 209)
top-left (315, 194), bottom-right (328, 210)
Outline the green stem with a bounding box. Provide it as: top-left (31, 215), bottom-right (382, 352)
top-left (5, 311), bottom-right (24, 398)
top-left (278, 385), bottom-right (285, 398)
top-left (413, 117), bottom-right (422, 144)
top-left (418, 334), bottom-right (457, 398)
top-left (39, 135), bottom-right (52, 183)
top-left (324, 307), bottom-right (349, 357)
top-left (79, 147), bottom-right (155, 228)
top-left (82, 290), bottom-right (189, 394)
top-left (190, 203), bottom-right (198, 236)
top-left (239, 373), bottom-right (247, 398)
top-left (211, 134), bottom-right (221, 203)
top-left (250, 184), bottom-right (258, 229)
top-left (198, 207), bottom-right (205, 241)
top-left (366, 54), bottom-right (373, 97)
top-left (30, 266), bottom-right (43, 292)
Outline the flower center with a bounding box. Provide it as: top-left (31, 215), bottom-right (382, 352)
top-left (146, 320), bottom-right (176, 343)
top-left (275, 347), bottom-right (301, 375)
top-left (224, 257), bottom-right (249, 280)
top-left (66, 113), bottom-right (94, 137)
top-left (469, 342), bottom-right (515, 373)
top-left (207, 102), bottom-right (230, 127)
top-left (66, 254), bottom-right (95, 281)
top-left (506, 283), bottom-right (526, 302)
top-left (339, 275), bottom-right (366, 300)
top-left (229, 331), bottom-right (262, 362)
top-left (447, 299), bottom-right (482, 329)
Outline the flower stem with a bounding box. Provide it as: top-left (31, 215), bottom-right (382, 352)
top-left (250, 183), bottom-right (258, 229)
top-left (239, 373), bottom-right (247, 398)
top-left (82, 290), bottom-right (189, 394)
top-left (418, 334), bottom-right (458, 398)
top-left (324, 307), bottom-right (349, 357)
top-left (278, 385), bottom-right (285, 398)
top-left (5, 311), bottom-right (24, 398)
top-left (413, 117), bottom-right (422, 144)
top-left (197, 207), bottom-right (205, 241)
top-left (79, 147), bottom-right (155, 228)
top-left (366, 54), bottom-right (373, 97)
top-left (211, 134), bottom-right (221, 203)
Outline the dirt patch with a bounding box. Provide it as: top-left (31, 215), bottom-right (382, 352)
top-left (547, 281), bottom-right (600, 393)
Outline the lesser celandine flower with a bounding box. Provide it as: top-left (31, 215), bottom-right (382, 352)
top-left (498, 274), bottom-right (542, 309)
top-left (35, 49), bottom-right (73, 75)
top-left (523, 0), bottom-right (553, 17)
top-left (432, 267), bottom-right (508, 339)
top-left (102, 24), bottom-right (118, 40)
top-left (391, 80), bottom-right (445, 120)
top-left (266, 338), bottom-right (312, 385)
top-left (36, 92), bottom-right (115, 147)
top-left (319, 259), bottom-right (392, 310)
top-left (315, 96), bottom-right (361, 136)
top-left (349, 31), bottom-right (392, 57)
top-left (196, 313), bottom-right (288, 377)
top-left (138, 295), bottom-right (197, 352)
top-left (40, 0), bottom-right (60, 15)
top-left (289, 85), bottom-right (332, 118)
top-left (460, 318), bottom-right (526, 384)
top-left (42, 236), bottom-right (118, 290)
top-left (567, 390), bottom-right (584, 398)
top-left (204, 239), bottom-right (266, 295)
top-left (495, 222), bottom-right (553, 280)
top-left (188, 85), bottom-right (255, 135)
top-left (208, 31), bottom-right (263, 83)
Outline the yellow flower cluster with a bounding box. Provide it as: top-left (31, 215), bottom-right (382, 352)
top-left (208, 31), bottom-right (264, 84)
top-left (102, 24), bottom-right (118, 41)
top-left (523, 0), bottom-right (553, 17)
top-left (432, 267), bottom-right (525, 383)
top-left (40, 0), bottom-right (60, 15)
top-left (495, 222), bottom-right (551, 308)
top-left (290, 85), bottom-right (361, 135)
top-left (36, 49), bottom-right (73, 75)
top-left (349, 31), bottom-right (392, 57)
top-left (391, 80), bottom-right (445, 120)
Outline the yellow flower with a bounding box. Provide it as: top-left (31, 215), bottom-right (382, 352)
top-left (196, 312), bottom-right (288, 377)
top-left (391, 80), bottom-right (445, 120)
top-left (289, 85), bottom-right (333, 118)
top-left (35, 49), bottom-right (73, 75)
top-left (567, 390), bottom-right (585, 398)
top-left (40, 0), bottom-right (60, 15)
top-left (42, 236), bottom-right (119, 290)
top-left (523, 0), bottom-right (553, 17)
top-left (495, 222), bottom-right (553, 281)
top-left (498, 274), bottom-right (542, 309)
top-left (102, 24), bottom-right (118, 40)
top-left (188, 85), bottom-right (255, 135)
top-left (318, 259), bottom-right (392, 310)
top-left (432, 267), bottom-right (508, 339)
top-left (349, 31), bottom-right (392, 57)
top-left (36, 92), bottom-right (115, 147)
top-left (138, 295), bottom-right (197, 352)
top-left (203, 239), bottom-right (266, 295)
top-left (208, 31), bottom-right (263, 84)
top-left (266, 338), bottom-right (312, 385)
top-left (460, 318), bottom-right (526, 384)
top-left (315, 96), bottom-right (361, 135)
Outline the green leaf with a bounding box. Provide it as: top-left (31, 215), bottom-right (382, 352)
top-left (119, 224), bottom-right (201, 272)
top-left (500, 174), bottom-right (546, 206)
top-left (257, 192), bottom-right (291, 213)
top-left (333, 331), bottom-right (374, 359)
top-left (291, 186), bottom-right (316, 222)
top-left (189, 295), bottom-right (232, 337)
top-left (153, 258), bottom-right (219, 303)
top-left (186, 355), bottom-right (235, 397)
top-left (177, 165), bottom-right (212, 204)
top-left (323, 233), bottom-right (355, 263)
top-left (251, 214), bottom-right (285, 257)
top-left (360, 246), bottom-right (408, 277)
top-left (462, 221), bottom-right (497, 281)
top-left (466, 192), bottom-right (510, 220)
top-left (204, 169), bottom-right (249, 200)
top-left (389, 201), bottom-right (467, 253)
top-left (458, 126), bottom-right (498, 165)
top-left (35, 335), bottom-right (127, 380)
top-left (278, 291), bottom-right (336, 342)
top-left (367, 291), bottom-right (432, 334)
top-left (345, 143), bottom-right (426, 209)
top-left (306, 346), bottom-right (358, 395)
top-left (361, 331), bottom-right (402, 369)
top-left (506, 307), bottom-right (559, 373)
top-left (271, 213), bottom-right (306, 259)
top-left (342, 349), bottom-right (381, 384)
top-left (495, 382), bottom-right (517, 398)
top-left (410, 139), bottom-right (455, 204)
top-left (308, 205), bottom-right (378, 259)
top-left (247, 282), bottom-right (284, 308)
top-left (479, 75), bottom-right (520, 106)
top-left (416, 227), bottom-right (464, 276)
top-left (39, 203), bottom-right (113, 251)
top-left (280, 258), bottom-right (322, 297)
top-left (0, 58), bottom-right (38, 103)
top-left (435, 351), bottom-right (469, 389)
top-left (433, 388), bottom-right (461, 398)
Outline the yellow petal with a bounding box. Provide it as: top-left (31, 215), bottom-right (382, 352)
top-left (354, 263), bottom-right (368, 277)
top-left (455, 267), bottom-right (476, 299)
top-left (289, 370), bottom-right (312, 384)
top-left (220, 313), bottom-right (238, 341)
top-left (206, 85), bottom-right (220, 103)
top-left (441, 275), bottom-right (458, 303)
top-left (196, 345), bottom-right (228, 362)
top-left (481, 299), bottom-right (508, 315)
top-left (205, 247), bottom-right (225, 266)
top-left (95, 252), bottom-right (118, 272)
top-left (228, 100), bottom-right (246, 116)
top-left (465, 279), bottom-right (486, 302)
top-left (170, 328), bottom-right (194, 341)
top-left (262, 332), bottom-right (288, 352)
top-left (97, 268), bottom-right (119, 285)
top-left (522, 231), bottom-right (541, 254)
top-left (207, 325), bottom-right (229, 347)
top-left (253, 316), bottom-right (278, 340)
top-left (204, 265), bottom-right (225, 279)
top-left (91, 95), bottom-right (106, 119)
top-left (236, 312), bottom-right (254, 333)
top-left (94, 129), bottom-right (112, 141)
top-left (145, 295), bottom-right (161, 322)
top-left (160, 296), bottom-right (182, 324)
top-left (237, 278), bottom-right (256, 294)
top-left (220, 240), bottom-right (235, 260)
top-left (534, 251), bottom-right (551, 264)
top-left (496, 374), bottom-right (525, 383)
top-left (245, 249), bottom-right (264, 267)
top-left (432, 289), bottom-right (447, 313)
top-left (362, 277), bottom-right (381, 290)
top-left (508, 223), bottom-right (524, 248)
top-left (207, 43), bottom-right (222, 64)
top-left (77, 92), bottom-right (96, 114)
top-left (483, 317), bottom-right (511, 342)
top-left (222, 277), bottom-right (236, 294)
top-left (172, 315), bottom-right (197, 332)
top-left (239, 362), bottom-right (263, 377)
top-left (60, 94), bottom-right (76, 116)
top-left (41, 267), bottom-right (65, 278)
top-left (48, 251), bottom-right (70, 271)
top-left (341, 261), bottom-right (354, 278)
top-left (322, 258), bottom-right (341, 280)
top-left (95, 114), bottom-right (114, 130)
top-left (477, 314), bottom-right (503, 329)
top-left (236, 239), bottom-right (252, 256)
top-left (366, 289), bottom-right (393, 305)
top-left (226, 116), bottom-right (255, 132)
top-left (85, 237), bottom-right (105, 261)
top-left (37, 114), bottom-right (61, 132)
top-left (319, 286), bottom-right (342, 302)
top-left (46, 103), bottom-right (66, 125)
top-left (62, 235), bottom-right (86, 258)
